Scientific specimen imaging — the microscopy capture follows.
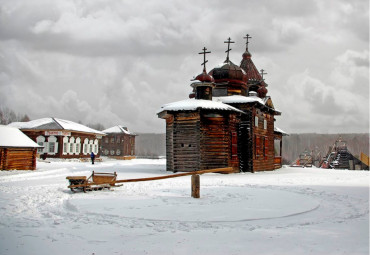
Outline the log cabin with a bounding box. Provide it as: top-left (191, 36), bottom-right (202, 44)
top-left (0, 125), bottom-right (41, 170)
top-left (101, 125), bottom-right (137, 159)
top-left (8, 118), bottom-right (105, 159)
top-left (158, 35), bottom-right (287, 172)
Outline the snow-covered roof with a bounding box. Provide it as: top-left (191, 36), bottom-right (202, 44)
top-left (214, 95), bottom-right (265, 106)
top-left (0, 125), bottom-right (41, 148)
top-left (274, 126), bottom-right (289, 136)
top-left (9, 118), bottom-right (105, 135)
top-left (157, 99), bottom-right (244, 114)
top-left (102, 125), bottom-right (135, 135)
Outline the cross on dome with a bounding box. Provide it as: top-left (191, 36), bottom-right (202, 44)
top-left (224, 37), bottom-right (235, 62)
top-left (243, 34), bottom-right (252, 50)
top-left (199, 47), bottom-right (211, 72)
top-left (260, 69), bottom-right (267, 80)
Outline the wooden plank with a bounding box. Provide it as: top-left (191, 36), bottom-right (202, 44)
top-left (68, 167), bottom-right (234, 188)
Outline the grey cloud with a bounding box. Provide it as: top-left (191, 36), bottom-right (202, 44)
top-left (0, 0), bottom-right (368, 133)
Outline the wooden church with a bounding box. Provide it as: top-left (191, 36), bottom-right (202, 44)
top-left (157, 35), bottom-right (286, 173)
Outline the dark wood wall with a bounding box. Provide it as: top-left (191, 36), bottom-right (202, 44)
top-left (172, 112), bottom-right (200, 172)
top-left (252, 108), bottom-right (275, 171)
top-left (229, 103), bottom-right (276, 171)
top-left (101, 134), bottom-right (136, 157)
top-left (200, 114), bottom-right (229, 170)
top-left (0, 148), bottom-right (37, 170)
top-left (165, 110), bottom-right (241, 172)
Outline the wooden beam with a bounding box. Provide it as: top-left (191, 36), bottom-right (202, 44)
top-left (191, 174), bottom-right (200, 198)
top-left (68, 167), bottom-right (233, 188)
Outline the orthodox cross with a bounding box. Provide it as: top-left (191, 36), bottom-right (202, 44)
top-left (243, 34), bottom-right (252, 50)
top-left (199, 47), bottom-right (211, 72)
top-left (224, 37), bottom-right (235, 62)
top-left (260, 69), bottom-right (267, 80)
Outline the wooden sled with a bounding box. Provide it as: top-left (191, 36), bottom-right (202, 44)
top-left (66, 171), bottom-right (121, 192)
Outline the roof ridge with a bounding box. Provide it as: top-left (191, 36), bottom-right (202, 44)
top-left (52, 117), bottom-right (64, 130)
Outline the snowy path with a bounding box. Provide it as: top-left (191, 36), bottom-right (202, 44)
top-left (0, 159), bottom-right (368, 255)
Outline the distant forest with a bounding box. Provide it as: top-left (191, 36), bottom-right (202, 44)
top-left (282, 133), bottom-right (369, 164)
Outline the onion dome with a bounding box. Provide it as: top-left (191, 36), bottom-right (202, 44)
top-left (194, 70), bottom-right (215, 83)
top-left (209, 60), bottom-right (247, 84)
top-left (257, 85), bottom-right (268, 98)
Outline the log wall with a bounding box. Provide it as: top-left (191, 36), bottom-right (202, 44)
top-left (172, 112), bottom-right (200, 172)
top-left (200, 113), bottom-right (229, 170)
top-left (231, 103), bottom-right (276, 172)
top-left (0, 148), bottom-right (37, 170)
top-left (252, 108), bottom-right (275, 171)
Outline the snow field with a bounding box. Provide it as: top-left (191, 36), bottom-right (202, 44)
top-left (0, 158), bottom-right (368, 255)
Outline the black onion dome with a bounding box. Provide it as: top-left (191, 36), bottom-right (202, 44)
top-left (209, 60), bottom-right (247, 84)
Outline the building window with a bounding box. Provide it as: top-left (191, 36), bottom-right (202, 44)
top-left (255, 135), bottom-right (262, 159)
top-left (69, 137), bottom-right (75, 154)
top-left (49, 142), bottom-right (55, 153)
top-left (264, 119), bottom-right (267, 130)
top-left (36, 136), bottom-right (45, 154)
top-left (104, 149), bottom-right (109, 155)
top-left (47, 136), bottom-right (58, 155)
top-left (94, 139), bottom-right (99, 154)
top-left (264, 137), bottom-right (269, 159)
top-left (255, 116), bottom-right (259, 127)
top-left (83, 138), bottom-right (89, 154)
top-left (76, 137), bottom-right (81, 154)
top-left (105, 138), bottom-right (109, 143)
top-left (110, 137), bottom-right (115, 144)
top-left (116, 149), bottom-right (121, 155)
top-left (63, 137), bottom-right (68, 154)
top-left (110, 150), bottom-right (115, 155)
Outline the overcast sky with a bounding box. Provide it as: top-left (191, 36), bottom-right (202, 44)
top-left (0, 0), bottom-right (368, 134)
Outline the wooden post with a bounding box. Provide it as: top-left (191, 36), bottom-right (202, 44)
top-left (191, 174), bottom-right (200, 198)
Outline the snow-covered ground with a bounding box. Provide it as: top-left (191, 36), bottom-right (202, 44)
top-left (0, 158), bottom-right (368, 255)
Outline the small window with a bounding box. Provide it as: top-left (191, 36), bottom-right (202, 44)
top-left (116, 149), bottom-right (121, 155)
top-left (76, 144), bottom-right (80, 154)
top-left (49, 142), bottom-right (55, 153)
top-left (255, 116), bottom-right (259, 127)
top-left (110, 138), bottom-right (115, 144)
top-left (37, 142), bottom-right (44, 153)
top-left (264, 120), bottom-right (267, 130)
top-left (110, 150), bottom-right (115, 155)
